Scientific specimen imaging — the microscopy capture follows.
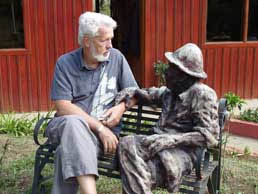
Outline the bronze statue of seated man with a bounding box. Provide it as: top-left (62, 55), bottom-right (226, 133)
top-left (115, 43), bottom-right (220, 194)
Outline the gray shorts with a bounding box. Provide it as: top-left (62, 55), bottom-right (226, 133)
top-left (45, 115), bottom-right (101, 194)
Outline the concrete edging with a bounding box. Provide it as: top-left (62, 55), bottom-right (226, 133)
top-left (226, 119), bottom-right (258, 139)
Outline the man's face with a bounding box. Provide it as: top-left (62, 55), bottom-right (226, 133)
top-left (165, 63), bottom-right (189, 89)
top-left (89, 26), bottom-right (114, 62)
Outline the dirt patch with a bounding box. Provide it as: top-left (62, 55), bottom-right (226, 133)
top-left (0, 134), bottom-right (37, 162)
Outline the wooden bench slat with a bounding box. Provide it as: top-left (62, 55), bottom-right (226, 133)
top-left (125, 107), bottom-right (162, 115)
top-left (120, 129), bottom-right (153, 135)
top-left (179, 188), bottom-right (200, 194)
top-left (122, 120), bottom-right (155, 127)
top-left (122, 115), bottom-right (159, 123)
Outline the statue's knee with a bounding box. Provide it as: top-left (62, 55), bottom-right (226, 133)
top-left (119, 136), bottom-right (135, 150)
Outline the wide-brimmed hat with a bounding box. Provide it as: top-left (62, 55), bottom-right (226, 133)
top-left (165, 43), bottom-right (207, 79)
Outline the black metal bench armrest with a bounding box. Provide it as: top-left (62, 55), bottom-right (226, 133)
top-left (33, 117), bottom-right (52, 146)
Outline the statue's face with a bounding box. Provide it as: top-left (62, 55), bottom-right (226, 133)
top-left (165, 63), bottom-right (189, 89)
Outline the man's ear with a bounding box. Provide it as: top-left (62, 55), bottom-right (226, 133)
top-left (83, 36), bottom-right (91, 47)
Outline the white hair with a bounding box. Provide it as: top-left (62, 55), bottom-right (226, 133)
top-left (78, 12), bottom-right (117, 46)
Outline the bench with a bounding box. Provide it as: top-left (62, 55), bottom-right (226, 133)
top-left (31, 98), bottom-right (227, 194)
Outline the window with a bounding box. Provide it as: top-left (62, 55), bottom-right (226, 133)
top-left (207, 0), bottom-right (258, 42)
top-left (95, 0), bottom-right (140, 57)
top-left (0, 0), bottom-right (24, 49)
top-left (207, 0), bottom-right (244, 42)
top-left (248, 0), bottom-right (258, 41)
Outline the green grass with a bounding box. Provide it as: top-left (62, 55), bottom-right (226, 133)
top-left (221, 154), bottom-right (258, 194)
top-left (0, 134), bottom-right (258, 194)
top-left (0, 155), bottom-right (35, 194)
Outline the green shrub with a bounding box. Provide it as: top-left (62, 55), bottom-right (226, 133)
top-left (0, 111), bottom-right (53, 137)
top-left (0, 113), bottom-right (37, 136)
top-left (238, 108), bottom-right (258, 123)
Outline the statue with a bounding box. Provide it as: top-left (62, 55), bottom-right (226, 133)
top-left (115, 43), bottom-right (220, 193)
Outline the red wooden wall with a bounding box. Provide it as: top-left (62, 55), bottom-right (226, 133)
top-left (143, 0), bottom-right (204, 88)
top-left (142, 0), bottom-right (258, 99)
top-left (1, 0), bottom-right (257, 113)
top-left (0, 0), bottom-right (93, 113)
top-left (202, 44), bottom-right (258, 99)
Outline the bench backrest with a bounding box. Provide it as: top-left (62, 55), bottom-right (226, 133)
top-left (121, 105), bottom-right (160, 135)
top-left (97, 105), bottom-right (161, 178)
top-left (121, 98), bottom-right (227, 136)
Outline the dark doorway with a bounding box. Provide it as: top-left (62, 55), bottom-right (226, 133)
top-left (95, 0), bottom-right (140, 57)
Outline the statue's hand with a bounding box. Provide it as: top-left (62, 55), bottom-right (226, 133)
top-left (134, 89), bottom-right (152, 101)
top-left (142, 134), bottom-right (180, 156)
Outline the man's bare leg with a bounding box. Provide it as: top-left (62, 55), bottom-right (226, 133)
top-left (77, 175), bottom-right (97, 194)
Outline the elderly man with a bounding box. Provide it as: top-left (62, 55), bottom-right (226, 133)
top-left (115, 43), bottom-right (220, 193)
top-left (46, 12), bottom-right (138, 194)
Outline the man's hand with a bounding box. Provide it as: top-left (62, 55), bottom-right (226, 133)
top-left (97, 125), bottom-right (119, 154)
top-left (101, 103), bottom-right (126, 128)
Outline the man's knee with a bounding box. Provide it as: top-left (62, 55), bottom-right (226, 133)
top-left (60, 115), bottom-right (94, 137)
top-left (60, 115), bottom-right (87, 126)
top-left (46, 115), bottom-right (91, 144)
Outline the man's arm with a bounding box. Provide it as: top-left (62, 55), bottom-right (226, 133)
top-left (103, 87), bottom-right (168, 128)
top-left (54, 100), bottom-right (118, 154)
top-left (102, 99), bottom-right (138, 128)
top-left (55, 100), bottom-right (103, 131)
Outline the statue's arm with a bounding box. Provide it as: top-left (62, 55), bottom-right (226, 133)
top-left (115, 86), bottom-right (167, 110)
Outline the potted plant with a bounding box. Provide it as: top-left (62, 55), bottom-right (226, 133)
top-left (153, 60), bottom-right (169, 86)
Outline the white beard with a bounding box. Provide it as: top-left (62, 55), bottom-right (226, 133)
top-left (94, 52), bottom-right (110, 62)
top-left (90, 42), bottom-right (110, 62)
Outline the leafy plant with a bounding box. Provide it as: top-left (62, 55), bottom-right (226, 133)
top-left (224, 92), bottom-right (245, 117)
top-left (243, 146), bottom-right (251, 156)
top-left (0, 113), bottom-right (36, 136)
top-left (0, 111), bottom-right (53, 137)
top-left (153, 60), bottom-right (169, 86)
top-left (238, 108), bottom-right (258, 123)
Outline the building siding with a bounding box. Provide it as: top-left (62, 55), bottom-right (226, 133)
top-left (0, 0), bottom-right (92, 112)
top-left (143, 0), bottom-right (258, 99)
top-left (1, 0), bottom-right (258, 112)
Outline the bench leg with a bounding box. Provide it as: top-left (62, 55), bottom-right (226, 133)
top-left (207, 165), bottom-right (220, 194)
top-left (32, 149), bottom-right (42, 194)
top-left (207, 177), bottom-right (216, 194)
top-left (193, 176), bottom-right (209, 194)
top-left (214, 165), bottom-right (221, 194)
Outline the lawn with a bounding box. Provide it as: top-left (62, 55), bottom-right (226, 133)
top-left (0, 134), bottom-right (258, 194)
